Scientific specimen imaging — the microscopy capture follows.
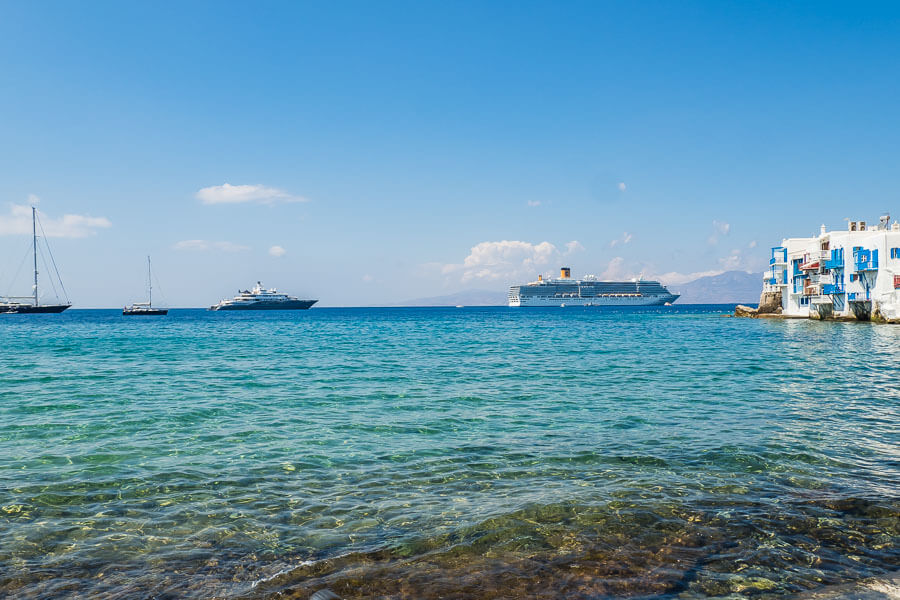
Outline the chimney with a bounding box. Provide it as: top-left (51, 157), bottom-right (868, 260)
top-left (560, 267), bottom-right (571, 279)
top-left (820, 224), bottom-right (827, 236)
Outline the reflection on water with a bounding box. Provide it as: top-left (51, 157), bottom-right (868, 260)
top-left (0, 307), bottom-right (897, 599)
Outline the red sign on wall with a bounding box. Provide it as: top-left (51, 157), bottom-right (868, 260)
top-left (894, 275), bottom-right (900, 289)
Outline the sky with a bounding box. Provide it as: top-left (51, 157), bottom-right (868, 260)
top-left (1, 1), bottom-right (899, 307)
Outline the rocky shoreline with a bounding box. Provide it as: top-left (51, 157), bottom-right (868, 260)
top-left (733, 289), bottom-right (783, 319)
top-left (733, 289), bottom-right (899, 323)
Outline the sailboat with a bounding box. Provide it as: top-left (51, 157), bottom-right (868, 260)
top-left (124, 256), bottom-right (168, 316)
top-left (0, 207), bottom-right (71, 314)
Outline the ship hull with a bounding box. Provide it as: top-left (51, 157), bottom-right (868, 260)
top-left (509, 294), bottom-right (679, 307)
top-left (123, 309), bottom-right (168, 316)
top-left (210, 299), bottom-right (317, 311)
top-left (1, 304), bottom-right (71, 314)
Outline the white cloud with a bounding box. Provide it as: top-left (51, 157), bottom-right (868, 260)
top-left (443, 240), bottom-right (562, 282)
top-left (195, 183), bottom-right (307, 205)
top-left (527, 200), bottom-right (541, 207)
top-left (362, 274), bottom-right (374, 283)
top-left (565, 240), bottom-right (585, 254)
top-left (0, 202), bottom-right (111, 238)
top-left (610, 232), bottom-right (633, 247)
top-left (601, 257), bottom-right (628, 279)
top-left (593, 257), bottom-right (730, 285)
top-left (172, 239), bottom-right (208, 251)
top-left (268, 245), bottom-right (287, 257)
top-left (708, 220), bottom-right (731, 245)
top-left (719, 249), bottom-right (744, 269)
top-left (618, 182), bottom-right (626, 192)
top-left (173, 239), bottom-right (249, 252)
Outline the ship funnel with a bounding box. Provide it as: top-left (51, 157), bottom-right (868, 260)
top-left (538, 274), bottom-right (543, 282)
top-left (560, 267), bottom-right (571, 279)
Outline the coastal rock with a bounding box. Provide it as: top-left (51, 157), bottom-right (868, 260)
top-left (734, 304), bottom-right (758, 318)
top-left (757, 289), bottom-right (782, 314)
top-left (872, 303), bottom-right (900, 324)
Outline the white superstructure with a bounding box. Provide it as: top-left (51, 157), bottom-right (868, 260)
top-left (765, 215), bottom-right (900, 321)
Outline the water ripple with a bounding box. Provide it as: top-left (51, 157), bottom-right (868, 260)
top-left (0, 307), bottom-right (897, 599)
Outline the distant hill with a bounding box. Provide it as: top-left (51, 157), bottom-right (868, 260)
top-left (670, 271), bottom-right (762, 304)
top-left (393, 289), bottom-right (507, 306)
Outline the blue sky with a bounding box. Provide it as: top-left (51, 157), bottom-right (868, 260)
top-left (1, 1), bottom-right (898, 306)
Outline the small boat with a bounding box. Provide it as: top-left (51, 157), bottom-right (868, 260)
top-left (0, 207), bottom-right (71, 314)
top-left (124, 256), bottom-right (168, 316)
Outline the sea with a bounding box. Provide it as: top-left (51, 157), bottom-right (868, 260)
top-left (0, 306), bottom-right (897, 599)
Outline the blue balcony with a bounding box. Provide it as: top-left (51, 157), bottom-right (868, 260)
top-left (822, 283), bottom-right (844, 295)
top-left (770, 246), bottom-right (787, 265)
top-left (853, 249), bottom-right (879, 271)
top-left (824, 248), bottom-right (844, 270)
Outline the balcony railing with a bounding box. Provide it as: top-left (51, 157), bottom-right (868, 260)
top-left (764, 269), bottom-right (787, 285)
top-left (803, 284), bottom-right (822, 296)
top-left (770, 247), bottom-right (787, 265)
top-left (853, 249), bottom-right (879, 271)
top-left (822, 283), bottom-right (844, 295)
top-left (824, 248), bottom-right (844, 270)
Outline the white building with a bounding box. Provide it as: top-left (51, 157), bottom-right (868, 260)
top-left (764, 214), bottom-right (900, 321)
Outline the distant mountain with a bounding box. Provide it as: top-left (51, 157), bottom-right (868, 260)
top-left (670, 271), bottom-right (762, 304)
top-left (393, 289), bottom-right (507, 307)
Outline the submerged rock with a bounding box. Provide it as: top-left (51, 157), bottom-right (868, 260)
top-left (793, 570), bottom-right (900, 599)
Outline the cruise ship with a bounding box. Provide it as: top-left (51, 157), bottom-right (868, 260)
top-left (508, 267), bottom-right (679, 307)
top-left (210, 282), bottom-right (317, 311)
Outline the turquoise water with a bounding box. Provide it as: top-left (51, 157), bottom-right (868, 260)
top-left (0, 306), bottom-right (897, 599)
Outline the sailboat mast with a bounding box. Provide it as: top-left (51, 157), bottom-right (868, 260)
top-left (148, 256), bottom-right (152, 307)
top-left (32, 206), bottom-right (38, 306)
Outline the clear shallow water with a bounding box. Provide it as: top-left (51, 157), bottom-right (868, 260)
top-left (0, 306), bottom-right (897, 599)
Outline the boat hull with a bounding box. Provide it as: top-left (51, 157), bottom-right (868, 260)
top-left (210, 299), bottom-right (317, 311)
top-left (509, 294), bottom-right (679, 307)
top-left (0, 304), bottom-right (71, 314)
top-left (123, 309), bottom-right (168, 316)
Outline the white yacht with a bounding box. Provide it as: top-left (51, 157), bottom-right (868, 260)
top-left (209, 282), bottom-right (317, 311)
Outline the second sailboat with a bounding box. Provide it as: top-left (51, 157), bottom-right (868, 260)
top-left (124, 256), bottom-right (167, 316)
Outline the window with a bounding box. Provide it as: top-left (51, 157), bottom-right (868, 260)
top-left (850, 274), bottom-right (858, 282)
top-left (891, 247), bottom-right (900, 259)
top-left (895, 275), bottom-right (900, 289)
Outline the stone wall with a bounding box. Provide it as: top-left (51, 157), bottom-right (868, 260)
top-left (757, 289), bottom-right (782, 314)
